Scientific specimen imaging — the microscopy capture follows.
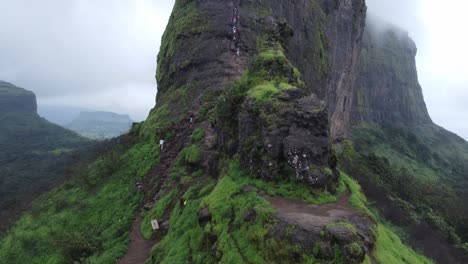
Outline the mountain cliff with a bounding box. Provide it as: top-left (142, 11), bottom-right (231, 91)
top-left (0, 81), bottom-right (37, 113)
top-left (342, 17), bottom-right (468, 263)
top-left (0, 1), bottom-right (466, 264)
top-left (351, 18), bottom-right (431, 125)
top-left (0, 81), bottom-right (90, 232)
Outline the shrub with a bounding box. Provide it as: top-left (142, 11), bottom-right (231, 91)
top-left (191, 129), bottom-right (205, 143)
top-left (182, 145), bottom-right (202, 165)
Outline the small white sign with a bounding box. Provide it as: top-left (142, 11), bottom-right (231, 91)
top-left (151, 219), bottom-right (159, 230)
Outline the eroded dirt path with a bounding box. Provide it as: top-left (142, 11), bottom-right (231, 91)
top-left (117, 123), bottom-right (194, 264)
top-left (265, 191), bottom-right (361, 230)
top-left (116, 216), bottom-right (159, 264)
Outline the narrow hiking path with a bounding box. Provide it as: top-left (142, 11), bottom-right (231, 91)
top-left (117, 122), bottom-right (195, 264)
top-left (119, 1), bottom-right (247, 262)
top-left (264, 190), bottom-right (361, 230)
top-left (116, 216), bottom-right (159, 264)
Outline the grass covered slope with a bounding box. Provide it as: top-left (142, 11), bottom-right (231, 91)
top-left (341, 123), bottom-right (468, 262)
top-left (0, 124), bottom-right (160, 263)
top-left (0, 83), bottom-right (91, 232)
top-left (145, 158), bottom-right (432, 264)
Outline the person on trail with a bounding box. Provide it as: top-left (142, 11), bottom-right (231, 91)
top-left (233, 27), bottom-right (240, 56)
top-left (180, 197), bottom-right (186, 207)
top-left (232, 15), bottom-right (238, 28)
top-left (159, 139), bottom-right (165, 150)
top-left (189, 112), bottom-right (195, 127)
top-left (232, 26), bottom-right (238, 41)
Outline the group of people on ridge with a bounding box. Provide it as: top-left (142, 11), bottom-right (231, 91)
top-left (232, 7), bottom-right (240, 56)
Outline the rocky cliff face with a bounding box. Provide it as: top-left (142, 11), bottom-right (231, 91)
top-left (0, 81), bottom-right (37, 113)
top-left (351, 18), bottom-right (432, 125)
top-left (346, 17), bottom-right (468, 264)
top-left (155, 0), bottom-right (366, 187)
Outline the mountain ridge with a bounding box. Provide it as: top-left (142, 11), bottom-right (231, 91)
top-left (0, 1), bottom-right (466, 263)
top-left (0, 82), bottom-right (91, 232)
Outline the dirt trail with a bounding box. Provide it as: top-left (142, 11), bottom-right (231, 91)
top-left (265, 191), bottom-right (360, 230)
top-left (116, 216), bottom-right (159, 264)
top-left (117, 122), bottom-right (194, 264)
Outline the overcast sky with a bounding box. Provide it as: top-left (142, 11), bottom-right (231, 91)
top-left (0, 0), bottom-right (466, 139)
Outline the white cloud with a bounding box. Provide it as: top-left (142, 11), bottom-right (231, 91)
top-left (0, 0), bottom-right (175, 121)
top-left (1, 0), bottom-right (467, 138)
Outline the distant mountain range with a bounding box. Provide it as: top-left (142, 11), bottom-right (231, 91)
top-left (38, 105), bottom-right (134, 139)
top-left (65, 111), bottom-right (133, 139)
top-left (38, 105), bottom-right (89, 126)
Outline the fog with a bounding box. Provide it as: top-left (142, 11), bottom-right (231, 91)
top-left (0, 0), bottom-right (466, 139)
top-left (367, 0), bottom-right (468, 139)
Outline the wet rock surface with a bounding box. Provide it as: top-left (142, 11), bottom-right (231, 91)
top-left (351, 18), bottom-right (432, 125)
top-left (239, 88), bottom-right (335, 188)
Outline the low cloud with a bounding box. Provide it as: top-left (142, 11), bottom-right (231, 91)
top-left (367, 0), bottom-right (468, 140)
top-left (0, 0), bottom-right (175, 121)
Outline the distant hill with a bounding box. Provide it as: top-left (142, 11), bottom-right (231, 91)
top-left (66, 111), bottom-right (133, 139)
top-left (0, 81), bottom-right (91, 231)
top-left (38, 105), bottom-right (88, 126)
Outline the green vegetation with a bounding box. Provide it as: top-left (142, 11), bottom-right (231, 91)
top-left (150, 160), bottom-right (314, 264)
top-left (147, 158), bottom-right (432, 263)
top-left (141, 104), bottom-right (173, 140)
top-left (0, 108), bottom-right (91, 232)
top-left (341, 173), bottom-right (374, 218)
top-left (375, 225), bottom-right (433, 264)
top-left (215, 47), bottom-right (303, 149)
top-left (341, 172), bottom-right (434, 264)
top-left (181, 145), bottom-right (202, 165)
top-left (247, 82), bottom-right (294, 101)
top-left (141, 189), bottom-right (179, 240)
top-left (0, 104), bottom-right (171, 262)
top-left (326, 221), bottom-right (358, 233)
top-left (191, 128), bottom-right (205, 143)
top-left (342, 123), bottom-right (468, 247)
top-left (0, 136), bottom-right (160, 263)
top-left (157, 1), bottom-right (210, 88)
top-left (243, 170), bottom-right (346, 205)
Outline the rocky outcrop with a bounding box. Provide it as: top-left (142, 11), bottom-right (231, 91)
top-left (155, 1), bottom-right (366, 142)
top-left (351, 18), bottom-right (432, 125)
top-left (266, 193), bottom-right (376, 264)
top-left (154, 0), bottom-right (366, 187)
top-left (0, 81), bottom-right (37, 113)
top-left (238, 88), bottom-right (335, 188)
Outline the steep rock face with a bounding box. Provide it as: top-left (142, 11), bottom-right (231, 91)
top-left (346, 17), bottom-right (468, 264)
top-left (351, 19), bottom-right (432, 125)
top-left (155, 0), bottom-right (366, 186)
top-left (0, 81), bottom-right (37, 113)
top-left (156, 0), bottom-right (366, 142)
